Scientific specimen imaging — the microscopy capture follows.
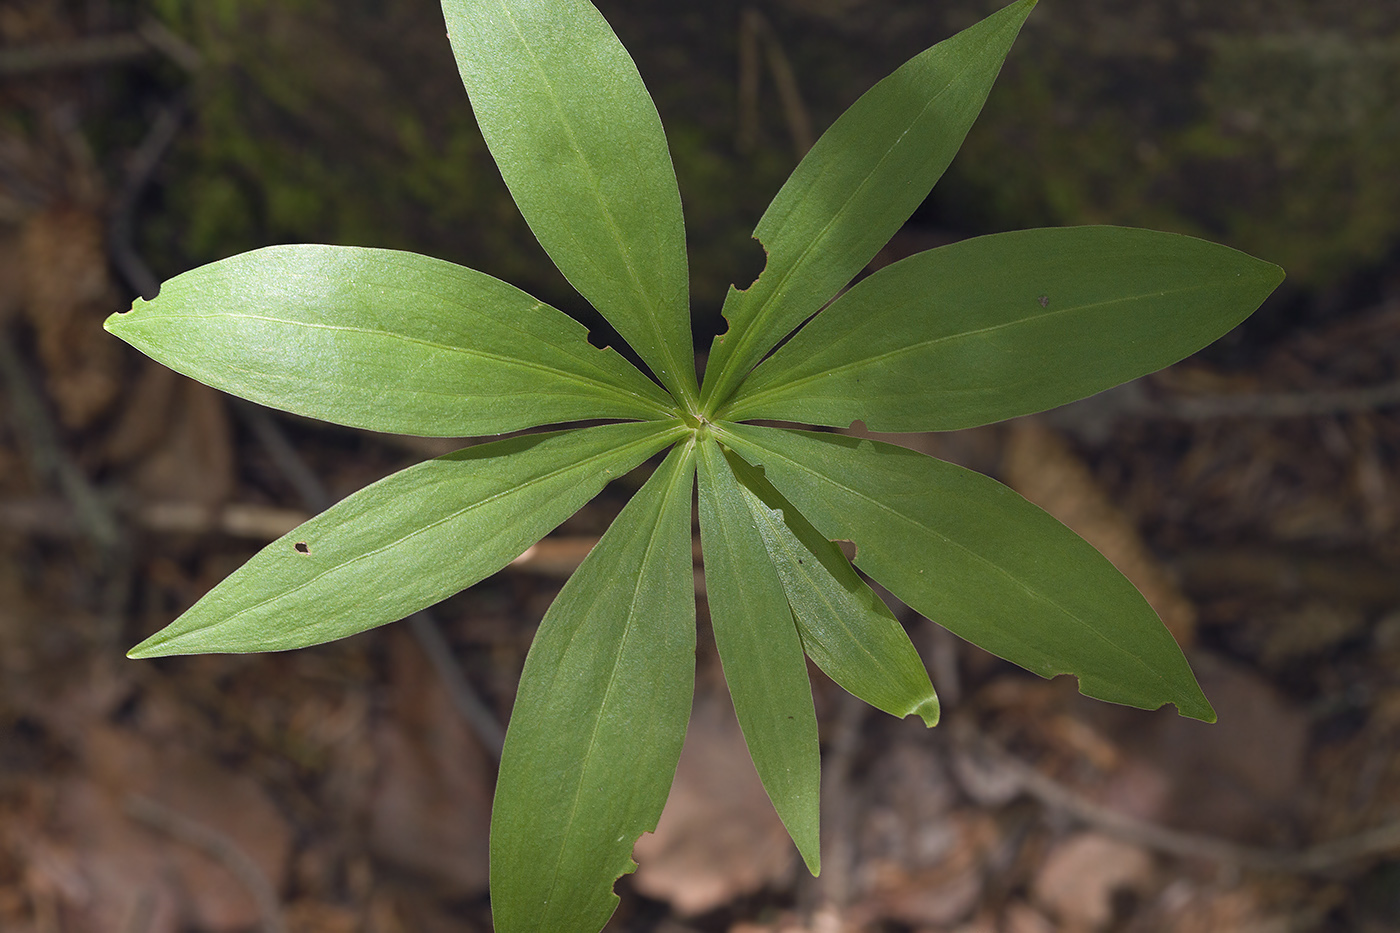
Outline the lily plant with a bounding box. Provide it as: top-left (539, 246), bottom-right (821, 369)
top-left (104, 0), bottom-right (1283, 930)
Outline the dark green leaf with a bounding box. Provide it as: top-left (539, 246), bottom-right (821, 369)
top-left (128, 421), bottom-right (685, 657)
top-left (717, 424), bottom-right (1215, 722)
top-left (725, 451), bottom-right (938, 726)
top-left (722, 227), bottom-right (1286, 431)
top-left (490, 442), bottom-right (697, 933)
top-left (697, 437), bottom-right (821, 873)
top-left (443, 0), bottom-right (697, 407)
top-left (104, 246), bottom-right (676, 436)
top-left (700, 0), bottom-right (1037, 413)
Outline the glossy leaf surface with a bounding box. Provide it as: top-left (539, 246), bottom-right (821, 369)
top-left (700, 0), bottom-right (1036, 412)
top-left (104, 246), bottom-right (675, 436)
top-left (128, 422), bottom-right (685, 657)
top-left (491, 442), bottom-right (697, 933)
top-left (723, 227), bottom-right (1286, 431)
top-left (697, 437), bottom-right (821, 873)
top-left (725, 451), bottom-right (939, 726)
top-left (718, 424), bottom-right (1215, 722)
top-left (443, 0), bottom-right (697, 406)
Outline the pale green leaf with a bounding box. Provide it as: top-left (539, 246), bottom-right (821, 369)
top-left (490, 442), bottom-right (697, 933)
top-left (697, 436), bottom-right (821, 873)
top-left (443, 0), bottom-right (697, 407)
top-left (722, 227), bottom-right (1285, 430)
top-left (104, 246), bottom-right (676, 436)
top-left (128, 421), bottom-right (685, 657)
top-left (717, 424), bottom-right (1215, 722)
top-left (725, 450), bottom-right (938, 727)
top-left (700, 0), bottom-right (1037, 413)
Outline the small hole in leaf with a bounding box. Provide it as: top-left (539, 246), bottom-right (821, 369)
top-left (294, 542), bottom-right (310, 555)
top-left (1037, 294), bottom-right (1050, 308)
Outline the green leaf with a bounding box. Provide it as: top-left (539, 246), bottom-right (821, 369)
top-left (696, 436), bottom-right (821, 874)
top-left (700, 0), bottom-right (1037, 413)
top-left (722, 227), bottom-right (1286, 431)
top-left (128, 421), bottom-right (685, 658)
top-left (104, 246), bottom-right (676, 436)
top-left (717, 424), bottom-right (1215, 722)
top-left (490, 441), bottom-right (697, 933)
top-left (724, 451), bottom-right (939, 727)
top-left (443, 0), bottom-right (697, 408)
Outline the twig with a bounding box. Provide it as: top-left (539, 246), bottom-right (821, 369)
top-left (136, 20), bottom-right (203, 74)
top-left (1156, 381), bottom-right (1400, 421)
top-left (117, 888), bottom-right (158, 933)
top-left (950, 719), bottom-right (1400, 874)
top-left (817, 692), bottom-right (868, 916)
top-left (409, 610), bottom-right (506, 760)
top-left (0, 327), bottom-right (120, 549)
top-left (0, 33), bottom-right (150, 76)
top-left (236, 402), bottom-right (334, 513)
top-left (232, 402), bottom-right (507, 761)
top-left (124, 795), bottom-right (286, 933)
top-left (0, 496), bottom-right (308, 540)
top-left (109, 97), bottom-right (186, 300)
top-left (0, 20), bottom-right (200, 77)
top-left (1050, 376), bottom-right (1400, 442)
top-left (736, 9), bottom-right (814, 158)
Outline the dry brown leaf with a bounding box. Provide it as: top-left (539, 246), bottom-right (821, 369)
top-left (20, 206), bottom-right (122, 429)
top-left (30, 723), bottom-right (295, 932)
top-left (368, 628), bottom-right (492, 896)
top-left (1031, 832), bottom-right (1154, 932)
top-left (125, 378), bottom-right (236, 510)
top-left (633, 673), bottom-right (795, 915)
top-left (855, 812), bottom-right (997, 928)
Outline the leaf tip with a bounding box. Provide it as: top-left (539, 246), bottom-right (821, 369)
top-left (126, 637), bottom-right (165, 660)
top-left (127, 624), bottom-right (191, 659)
top-left (911, 694), bottom-right (941, 728)
top-left (1176, 692), bottom-right (1217, 724)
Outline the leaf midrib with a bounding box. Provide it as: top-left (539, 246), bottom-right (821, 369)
top-left (728, 280), bottom-right (1222, 414)
top-left (709, 27), bottom-right (992, 409)
top-left (134, 311), bottom-right (673, 413)
top-left (533, 442), bottom-right (692, 920)
top-left (200, 427), bottom-right (681, 633)
top-left (744, 490), bottom-right (900, 691)
top-left (723, 427), bottom-right (1169, 688)
top-left (491, 0), bottom-right (687, 401)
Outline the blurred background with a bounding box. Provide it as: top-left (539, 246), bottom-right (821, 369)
top-left (2, 0), bottom-right (1399, 930)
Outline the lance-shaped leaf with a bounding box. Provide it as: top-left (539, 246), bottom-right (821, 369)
top-left (722, 227), bottom-right (1286, 431)
top-left (697, 437), bottom-right (821, 873)
top-left (490, 442), bottom-right (697, 933)
top-left (717, 424), bottom-right (1215, 722)
top-left (443, 0), bottom-right (697, 407)
top-left (128, 421), bottom-right (685, 658)
top-left (104, 246), bottom-right (676, 437)
top-left (700, 0), bottom-right (1037, 412)
top-left (725, 451), bottom-right (939, 727)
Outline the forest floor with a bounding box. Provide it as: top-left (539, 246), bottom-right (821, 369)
top-left (4, 3), bottom-right (1400, 932)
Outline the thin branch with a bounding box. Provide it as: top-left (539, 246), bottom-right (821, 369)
top-left (817, 692), bottom-right (868, 916)
top-left (124, 795), bottom-right (286, 933)
top-left (1, 496), bottom-right (308, 540)
top-left (951, 719), bottom-right (1400, 874)
top-left (736, 9), bottom-right (814, 158)
top-left (409, 611), bottom-right (506, 760)
top-left (1156, 380), bottom-right (1400, 421)
top-left (232, 402), bottom-right (506, 761)
top-left (0, 328), bottom-right (120, 549)
top-left (0, 20), bottom-right (200, 77)
top-left (0, 33), bottom-right (150, 76)
top-left (109, 97), bottom-right (186, 300)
